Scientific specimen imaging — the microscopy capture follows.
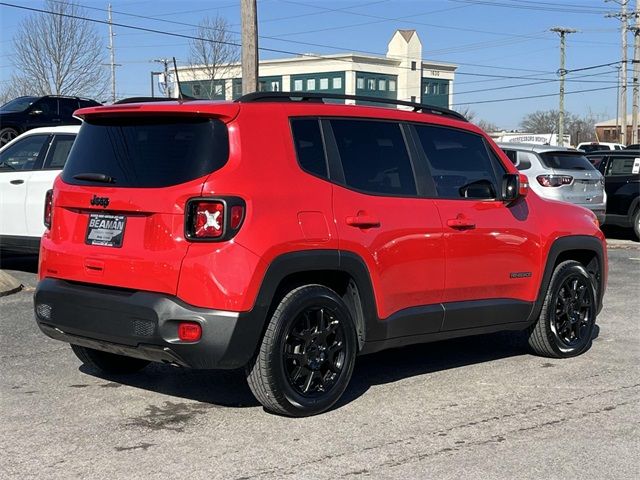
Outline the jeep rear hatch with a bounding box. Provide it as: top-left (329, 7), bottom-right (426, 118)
top-left (44, 112), bottom-right (231, 294)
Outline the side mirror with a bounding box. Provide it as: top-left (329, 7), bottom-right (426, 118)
top-left (502, 173), bottom-right (528, 203)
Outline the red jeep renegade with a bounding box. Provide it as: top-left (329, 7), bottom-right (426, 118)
top-left (34, 93), bottom-right (607, 416)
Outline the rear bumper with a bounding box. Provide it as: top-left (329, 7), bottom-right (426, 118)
top-left (34, 278), bottom-right (262, 369)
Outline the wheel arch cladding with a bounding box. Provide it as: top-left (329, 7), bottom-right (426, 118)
top-left (247, 250), bottom-right (377, 352)
top-left (532, 235), bottom-right (606, 322)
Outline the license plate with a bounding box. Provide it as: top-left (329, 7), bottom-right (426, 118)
top-left (85, 213), bottom-right (126, 247)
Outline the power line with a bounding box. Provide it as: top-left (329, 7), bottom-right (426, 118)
top-left (454, 85), bottom-right (617, 106)
top-left (450, 0), bottom-right (610, 15)
top-left (0, 0), bottom-right (603, 85)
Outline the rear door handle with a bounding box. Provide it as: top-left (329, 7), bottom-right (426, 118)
top-left (346, 214), bottom-right (381, 229)
top-left (9, 179), bottom-right (24, 185)
top-left (447, 217), bottom-right (476, 230)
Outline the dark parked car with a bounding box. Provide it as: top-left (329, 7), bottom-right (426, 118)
top-left (586, 151), bottom-right (640, 239)
top-left (0, 95), bottom-right (100, 147)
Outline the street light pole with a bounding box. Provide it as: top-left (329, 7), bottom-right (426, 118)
top-left (551, 27), bottom-right (577, 147)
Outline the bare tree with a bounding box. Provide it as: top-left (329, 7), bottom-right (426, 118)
top-left (0, 79), bottom-right (32, 105)
top-left (454, 105), bottom-right (476, 122)
top-left (520, 109), bottom-right (604, 144)
top-left (11, 0), bottom-right (107, 99)
top-left (520, 110), bottom-right (560, 133)
top-left (188, 16), bottom-right (240, 99)
top-left (476, 119), bottom-right (500, 132)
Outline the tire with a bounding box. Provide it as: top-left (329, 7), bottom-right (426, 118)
top-left (633, 209), bottom-right (640, 241)
top-left (0, 127), bottom-right (19, 147)
top-left (71, 344), bottom-right (150, 374)
top-left (246, 285), bottom-right (358, 417)
top-left (528, 260), bottom-right (597, 358)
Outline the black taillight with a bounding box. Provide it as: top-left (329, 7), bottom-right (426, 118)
top-left (44, 189), bottom-right (53, 229)
top-left (185, 197), bottom-right (245, 242)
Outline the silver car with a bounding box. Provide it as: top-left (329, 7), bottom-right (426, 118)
top-left (498, 143), bottom-right (606, 224)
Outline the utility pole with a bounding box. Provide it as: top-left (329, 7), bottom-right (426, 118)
top-left (632, 1), bottom-right (640, 143)
top-left (550, 27), bottom-right (577, 147)
top-left (106, 4), bottom-right (120, 104)
top-left (154, 58), bottom-right (171, 98)
top-left (241, 0), bottom-right (258, 94)
top-left (607, 0), bottom-right (629, 144)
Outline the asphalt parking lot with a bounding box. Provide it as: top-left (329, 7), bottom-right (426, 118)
top-left (1, 235), bottom-right (638, 479)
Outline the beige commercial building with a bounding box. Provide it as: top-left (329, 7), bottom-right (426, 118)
top-left (173, 30), bottom-right (457, 108)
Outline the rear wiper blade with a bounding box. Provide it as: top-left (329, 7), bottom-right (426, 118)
top-left (73, 173), bottom-right (116, 183)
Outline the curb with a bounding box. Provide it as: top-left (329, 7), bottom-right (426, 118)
top-left (0, 270), bottom-right (23, 297)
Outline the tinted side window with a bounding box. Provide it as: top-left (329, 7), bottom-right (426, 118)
top-left (291, 119), bottom-right (328, 178)
top-left (330, 119), bottom-right (416, 196)
top-left (415, 125), bottom-right (499, 199)
top-left (503, 149), bottom-right (517, 165)
top-left (0, 134), bottom-right (49, 170)
top-left (59, 99), bottom-right (79, 119)
top-left (33, 98), bottom-right (58, 116)
top-left (43, 134), bottom-right (76, 169)
top-left (606, 156), bottom-right (639, 176)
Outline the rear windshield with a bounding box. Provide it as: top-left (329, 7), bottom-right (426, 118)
top-left (62, 116), bottom-right (229, 188)
top-left (539, 152), bottom-right (596, 171)
top-left (579, 144), bottom-right (605, 153)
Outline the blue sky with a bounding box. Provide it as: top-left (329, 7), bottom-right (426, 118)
top-left (0, 0), bottom-right (628, 129)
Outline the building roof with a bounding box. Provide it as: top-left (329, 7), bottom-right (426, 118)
top-left (398, 29), bottom-right (416, 42)
top-left (595, 115), bottom-right (633, 127)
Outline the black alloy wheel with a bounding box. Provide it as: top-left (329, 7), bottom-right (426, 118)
top-left (549, 275), bottom-right (594, 349)
top-left (246, 284), bottom-right (357, 417)
top-left (283, 305), bottom-right (346, 397)
top-left (528, 260), bottom-right (598, 358)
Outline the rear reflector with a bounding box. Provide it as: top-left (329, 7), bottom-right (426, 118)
top-left (230, 205), bottom-right (244, 229)
top-left (177, 322), bottom-right (202, 342)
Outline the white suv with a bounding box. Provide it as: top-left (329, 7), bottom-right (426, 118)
top-left (577, 142), bottom-right (625, 153)
top-left (0, 125), bottom-right (79, 254)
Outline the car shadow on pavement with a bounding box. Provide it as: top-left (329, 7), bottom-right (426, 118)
top-left (80, 330), bottom-right (538, 412)
top-left (0, 253), bottom-right (39, 273)
top-left (601, 225), bottom-right (637, 242)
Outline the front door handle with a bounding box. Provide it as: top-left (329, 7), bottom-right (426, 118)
top-left (346, 213), bottom-right (381, 229)
top-left (9, 179), bottom-right (24, 185)
top-left (447, 216), bottom-right (476, 230)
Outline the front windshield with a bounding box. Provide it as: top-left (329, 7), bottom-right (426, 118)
top-left (0, 96), bottom-right (38, 113)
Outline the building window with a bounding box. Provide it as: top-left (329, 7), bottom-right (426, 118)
top-left (320, 78), bottom-right (329, 90)
top-left (215, 83), bottom-right (224, 96)
top-left (357, 77), bottom-right (364, 89)
top-left (411, 61), bottom-right (416, 71)
top-left (271, 81), bottom-right (280, 92)
top-left (379, 79), bottom-right (386, 91)
top-left (411, 96), bottom-right (416, 103)
top-left (333, 77), bottom-right (342, 89)
top-left (307, 79), bottom-right (316, 90)
top-left (294, 79), bottom-right (303, 91)
top-left (367, 78), bottom-right (376, 90)
top-left (389, 80), bottom-right (396, 91)
top-left (192, 84), bottom-right (202, 96)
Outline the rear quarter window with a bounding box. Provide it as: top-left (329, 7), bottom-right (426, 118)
top-left (62, 116), bottom-right (229, 188)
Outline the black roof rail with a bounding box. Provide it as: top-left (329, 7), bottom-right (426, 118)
top-left (112, 96), bottom-right (184, 105)
top-left (235, 91), bottom-right (467, 122)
